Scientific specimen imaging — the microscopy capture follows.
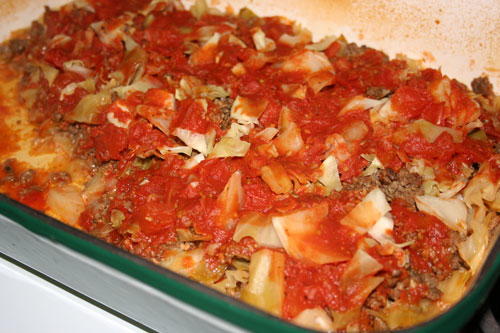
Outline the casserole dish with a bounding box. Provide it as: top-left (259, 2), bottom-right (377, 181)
top-left (0, 0), bottom-right (498, 330)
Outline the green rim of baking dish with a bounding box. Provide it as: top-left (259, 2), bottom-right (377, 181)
top-left (0, 194), bottom-right (498, 333)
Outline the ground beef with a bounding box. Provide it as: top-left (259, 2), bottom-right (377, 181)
top-left (381, 269), bottom-right (442, 303)
top-left (8, 39), bottom-right (28, 56)
top-left (369, 315), bottom-right (389, 332)
top-left (409, 271), bottom-right (443, 301)
top-left (29, 21), bottom-right (46, 44)
top-left (0, 39), bottom-right (27, 61)
top-left (340, 42), bottom-right (367, 57)
top-left (67, 124), bottom-right (88, 146)
top-left (411, 270), bottom-right (438, 288)
top-left (223, 238), bottom-right (258, 262)
top-left (471, 76), bottom-right (494, 97)
top-left (214, 96), bottom-right (233, 130)
top-left (365, 290), bottom-right (387, 310)
top-left (366, 86), bottom-right (391, 100)
top-left (343, 168), bottom-right (423, 205)
top-left (377, 168), bottom-right (423, 204)
top-left (19, 63), bottom-right (39, 88)
top-left (0, 38), bottom-right (25, 61)
top-left (494, 143), bottom-right (500, 154)
top-left (1, 22), bottom-right (45, 62)
top-left (0, 44), bottom-right (10, 61)
top-left (27, 88), bottom-right (50, 123)
top-left (387, 278), bottom-right (410, 301)
top-left (342, 175), bottom-right (377, 192)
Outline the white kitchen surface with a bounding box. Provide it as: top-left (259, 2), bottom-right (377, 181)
top-left (0, 256), bottom-right (145, 333)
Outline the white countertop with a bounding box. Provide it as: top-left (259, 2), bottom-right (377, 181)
top-left (0, 256), bottom-right (144, 333)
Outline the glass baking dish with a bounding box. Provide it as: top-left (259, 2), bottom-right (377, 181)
top-left (1, 194), bottom-right (498, 332)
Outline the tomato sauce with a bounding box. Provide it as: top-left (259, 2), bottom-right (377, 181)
top-left (402, 132), bottom-right (492, 176)
top-left (392, 199), bottom-right (454, 279)
top-left (284, 259), bottom-right (346, 318)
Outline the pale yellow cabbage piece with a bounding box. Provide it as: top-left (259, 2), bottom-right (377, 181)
top-left (184, 153), bottom-right (205, 169)
top-left (411, 119), bottom-right (462, 143)
top-left (137, 92), bottom-right (175, 134)
top-left (459, 205), bottom-right (489, 274)
top-left (347, 276), bottom-right (385, 311)
top-left (460, 159), bottom-right (500, 273)
top-left (338, 95), bottom-right (388, 116)
top-left (341, 187), bottom-right (391, 233)
top-left (230, 95), bottom-right (268, 125)
top-left (292, 307), bottom-right (334, 332)
top-left (279, 49), bottom-right (335, 93)
top-left (67, 91), bottom-right (112, 124)
top-left (368, 214), bottom-right (394, 245)
top-left (241, 249), bottom-right (285, 316)
top-left (342, 120), bottom-right (369, 142)
top-left (325, 133), bottom-right (351, 163)
top-left (341, 248), bottom-right (383, 284)
top-left (281, 84), bottom-right (307, 99)
top-left (278, 23), bottom-right (312, 47)
top-left (173, 128), bottom-right (215, 156)
top-left (175, 76), bottom-right (229, 101)
top-left (231, 63), bottom-right (246, 76)
top-left (369, 99), bottom-right (399, 124)
top-left (272, 203), bottom-right (351, 264)
top-left (254, 127), bottom-right (279, 142)
top-left (73, 0), bottom-right (94, 12)
top-left (361, 154), bottom-right (384, 176)
top-left (273, 107), bottom-right (305, 156)
top-left (330, 308), bottom-right (360, 332)
top-left (212, 266), bottom-right (249, 296)
top-left (438, 180), bottom-right (467, 199)
top-left (161, 248), bottom-right (205, 277)
top-left (382, 303), bottom-right (440, 330)
top-left (190, 0), bottom-right (208, 19)
top-left (463, 160), bottom-right (500, 206)
top-left (60, 78), bottom-right (96, 101)
top-left (305, 35), bottom-right (337, 52)
top-left (90, 20), bottom-right (126, 47)
top-left (280, 49), bottom-right (332, 73)
top-left (189, 32), bottom-right (220, 65)
top-left (415, 195), bottom-right (468, 232)
top-left (46, 184), bottom-right (85, 226)
top-left (63, 59), bottom-right (92, 77)
top-left (210, 137), bottom-right (251, 158)
top-left (82, 168), bottom-right (109, 205)
top-left (438, 269), bottom-right (472, 305)
top-left (217, 171), bottom-right (244, 230)
top-left (225, 123), bottom-right (251, 139)
top-left (232, 212), bottom-right (282, 248)
top-left (252, 28), bottom-right (276, 52)
top-left (113, 76), bottom-right (160, 98)
top-left (38, 62), bottom-right (59, 86)
top-left (161, 247), bottom-right (225, 285)
top-left (317, 155), bottom-right (342, 194)
top-left (208, 122), bottom-right (252, 158)
top-left (260, 162), bottom-right (293, 194)
top-left (157, 145), bottom-right (193, 156)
